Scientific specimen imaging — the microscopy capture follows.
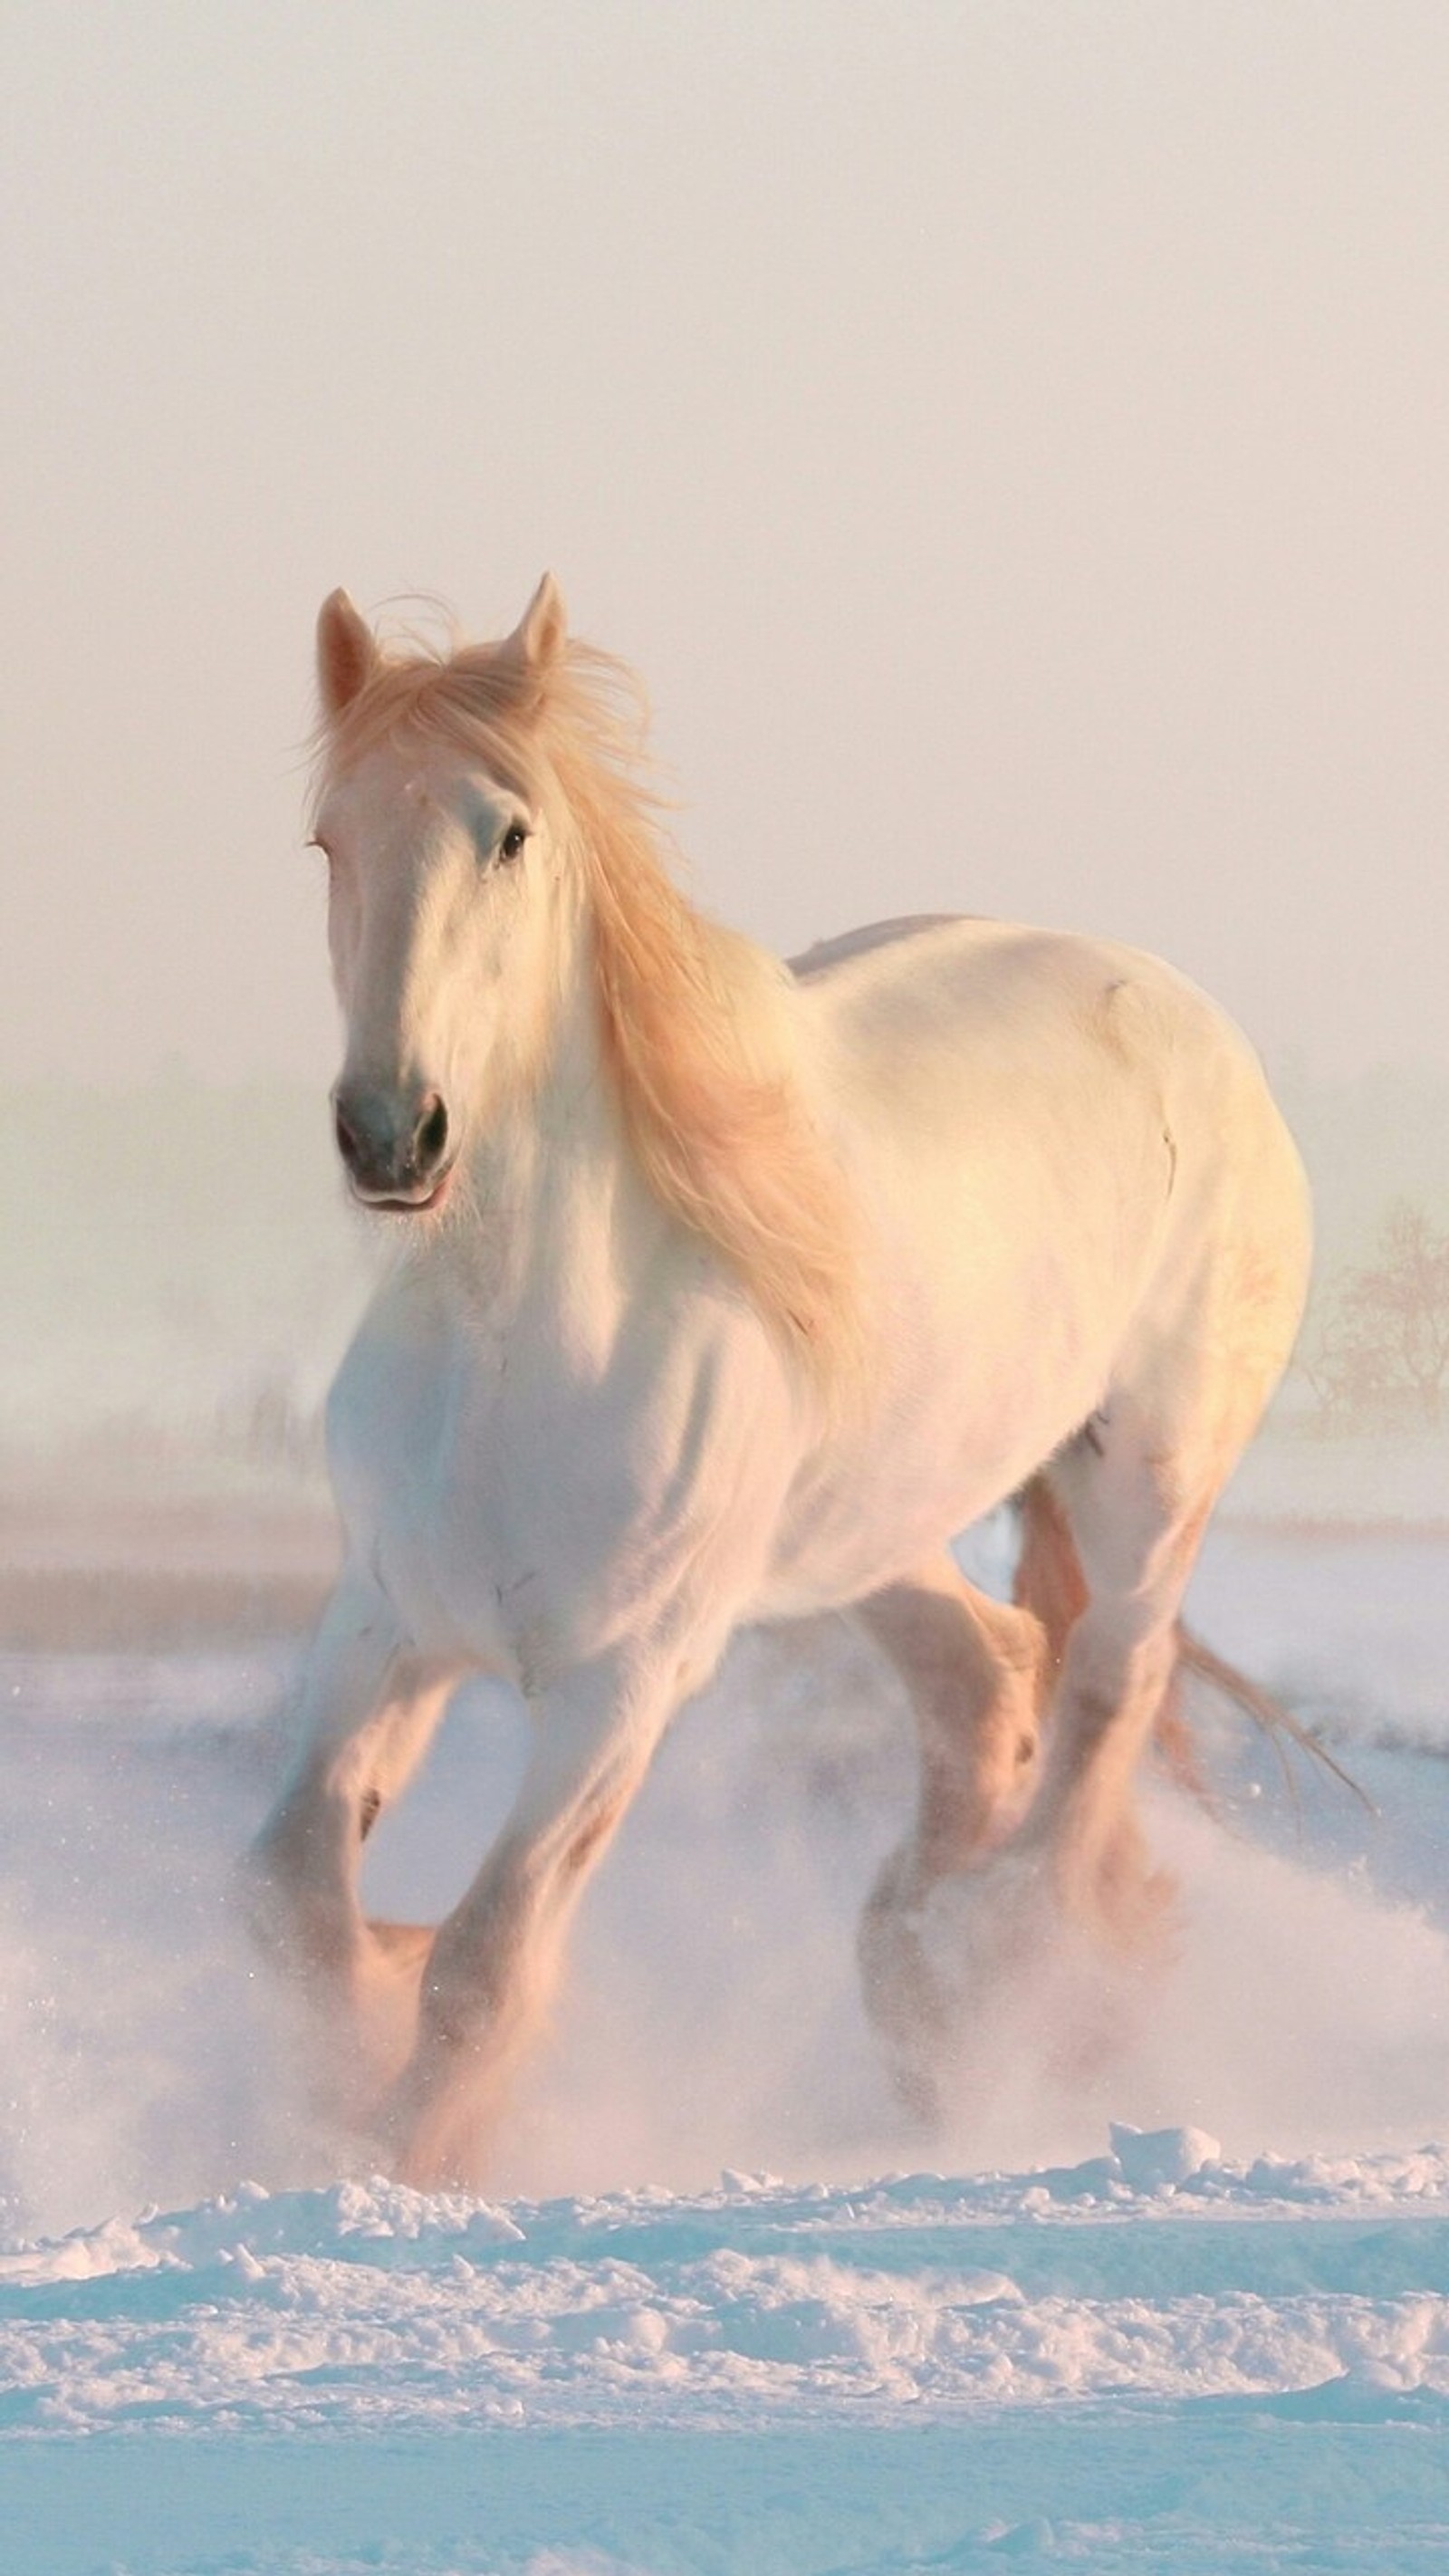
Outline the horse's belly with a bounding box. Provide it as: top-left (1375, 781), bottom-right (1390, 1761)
top-left (756, 1390), bottom-right (1068, 1619)
top-left (754, 1239), bottom-right (1134, 1615)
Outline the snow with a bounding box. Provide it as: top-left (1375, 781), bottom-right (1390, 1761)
top-left (7, 2155), bottom-right (1449, 2570)
top-left (7, 2152), bottom-right (1449, 2437)
top-left (3, 1517), bottom-right (1448, 2571)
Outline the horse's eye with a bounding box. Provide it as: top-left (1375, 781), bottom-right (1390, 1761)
top-left (499, 823), bottom-right (529, 863)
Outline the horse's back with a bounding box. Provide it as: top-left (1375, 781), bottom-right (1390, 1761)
top-left (790, 915), bottom-right (965, 980)
top-left (793, 909), bottom-right (1310, 1445)
top-left (794, 910), bottom-right (1229, 1069)
top-left (793, 912), bottom-right (1300, 1213)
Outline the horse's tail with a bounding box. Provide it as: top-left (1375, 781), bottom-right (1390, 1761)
top-left (1170, 1623), bottom-right (1373, 1814)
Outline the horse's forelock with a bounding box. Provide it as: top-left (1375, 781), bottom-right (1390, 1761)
top-left (315, 639), bottom-right (533, 793)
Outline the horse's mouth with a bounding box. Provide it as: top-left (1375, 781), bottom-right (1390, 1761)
top-left (348, 1164), bottom-right (456, 1218)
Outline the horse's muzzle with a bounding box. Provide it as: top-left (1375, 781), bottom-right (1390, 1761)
top-left (333, 1081), bottom-right (454, 1212)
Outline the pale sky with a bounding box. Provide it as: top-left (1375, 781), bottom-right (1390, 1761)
top-left (5, 0), bottom-right (1448, 1089)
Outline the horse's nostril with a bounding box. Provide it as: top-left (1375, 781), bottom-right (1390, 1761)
top-left (333, 1085), bottom-right (448, 1197)
top-left (415, 1093), bottom-right (449, 1176)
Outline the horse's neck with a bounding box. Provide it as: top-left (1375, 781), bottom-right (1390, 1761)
top-left (438, 930), bottom-right (667, 1337)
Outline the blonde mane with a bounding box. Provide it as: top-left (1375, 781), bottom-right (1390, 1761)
top-left (316, 623), bottom-right (864, 1401)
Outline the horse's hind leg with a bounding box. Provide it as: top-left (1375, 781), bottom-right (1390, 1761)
top-left (1017, 1346), bottom-right (1282, 1948)
top-left (1013, 1474), bottom-right (1088, 1684)
top-left (1015, 1466), bottom-right (1202, 1802)
top-left (1022, 1089), bottom-right (1310, 1942)
top-left (855, 1555), bottom-right (1047, 2119)
top-left (1013, 1430), bottom-right (1205, 1950)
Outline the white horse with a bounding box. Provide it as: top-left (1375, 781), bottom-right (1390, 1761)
top-left (249, 575), bottom-right (1311, 2187)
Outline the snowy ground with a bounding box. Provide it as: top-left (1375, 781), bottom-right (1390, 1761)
top-left (2, 1515), bottom-right (1447, 2572)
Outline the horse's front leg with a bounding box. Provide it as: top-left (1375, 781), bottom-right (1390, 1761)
top-left (245, 1575), bottom-right (459, 2102)
top-left (376, 1647), bottom-right (674, 2190)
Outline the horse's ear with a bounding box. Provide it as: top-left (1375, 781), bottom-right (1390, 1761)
top-left (497, 573), bottom-right (568, 689)
top-left (316, 589), bottom-right (379, 721)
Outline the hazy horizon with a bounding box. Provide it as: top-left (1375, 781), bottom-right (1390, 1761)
top-left (5, 3), bottom-right (1448, 1091)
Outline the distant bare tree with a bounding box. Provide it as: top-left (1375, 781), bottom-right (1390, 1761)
top-left (1306, 1200), bottom-right (1449, 1428)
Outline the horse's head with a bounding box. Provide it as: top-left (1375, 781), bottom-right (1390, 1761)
top-left (311, 577), bottom-right (569, 1216)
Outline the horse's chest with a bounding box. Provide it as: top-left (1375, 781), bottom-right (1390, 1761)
top-left (418, 1384), bottom-right (646, 1665)
top-left (329, 1306), bottom-right (776, 1679)
top-left (343, 1380), bottom-right (611, 1669)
